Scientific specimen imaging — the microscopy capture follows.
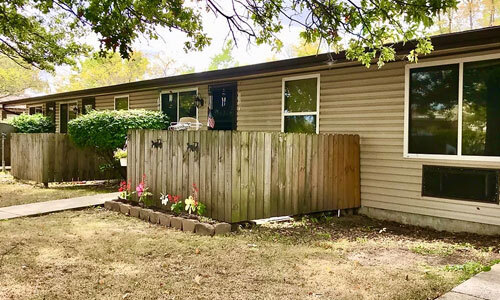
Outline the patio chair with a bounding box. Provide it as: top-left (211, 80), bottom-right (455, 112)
top-left (168, 117), bottom-right (203, 131)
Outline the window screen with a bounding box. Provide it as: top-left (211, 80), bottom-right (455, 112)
top-left (283, 76), bottom-right (318, 134)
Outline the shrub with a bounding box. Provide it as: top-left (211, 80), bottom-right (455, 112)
top-left (68, 109), bottom-right (169, 178)
top-left (8, 113), bottom-right (55, 133)
top-left (68, 109), bottom-right (168, 151)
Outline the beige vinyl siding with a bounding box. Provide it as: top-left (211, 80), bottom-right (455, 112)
top-left (236, 47), bottom-right (500, 227)
top-left (95, 89), bottom-right (159, 110)
top-left (237, 78), bottom-right (282, 131)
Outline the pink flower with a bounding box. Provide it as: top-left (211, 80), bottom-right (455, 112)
top-left (136, 182), bottom-right (144, 197)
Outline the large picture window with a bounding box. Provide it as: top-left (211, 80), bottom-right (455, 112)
top-left (405, 55), bottom-right (500, 160)
top-left (282, 74), bottom-right (319, 134)
top-left (161, 89), bottom-right (197, 122)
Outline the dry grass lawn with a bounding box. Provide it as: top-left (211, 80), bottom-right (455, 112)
top-left (0, 208), bottom-right (499, 300)
top-left (0, 172), bottom-right (117, 208)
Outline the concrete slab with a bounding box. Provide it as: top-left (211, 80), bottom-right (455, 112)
top-left (438, 264), bottom-right (500, 300)
top-left (438, 291), bottom-right (483, 299)
top-left (451, 264), bottom-right (500, 300)
top-left (0, 192), bottom-right (120, 220)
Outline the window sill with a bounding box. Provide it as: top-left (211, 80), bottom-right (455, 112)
top-left (404, 153), bottom-right (500, 163)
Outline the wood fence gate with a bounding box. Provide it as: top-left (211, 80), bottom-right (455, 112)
top-left (128, 130), bottom-right (360, 223)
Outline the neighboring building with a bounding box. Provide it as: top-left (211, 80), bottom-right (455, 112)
top-left (0, 97), bottom-right (26, 121)
top-left (3, 26), bottom-right (500, 234)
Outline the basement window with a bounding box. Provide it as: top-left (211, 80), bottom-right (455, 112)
top-left (422, 165), bottom-right (499, 203)
top-left (282, 74), bottom-right (320, 134)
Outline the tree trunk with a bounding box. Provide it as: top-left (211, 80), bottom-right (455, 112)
top-left (438, 13), bottom-right (443, 34)
top-left (447, 11), bottom-right (453, 33)
top-left (469, 0), bottom-right (474, 29)
top-left (490, 0), bottom-right (496, 26)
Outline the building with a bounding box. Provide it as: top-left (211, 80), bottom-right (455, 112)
top-left (3, 26), bottom-right (500, 234)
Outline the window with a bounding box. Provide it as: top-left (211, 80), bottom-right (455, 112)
top-left (161, 89), bottom-right (197, 122)
top-left (282, 74), bottom-right (319, 134)
top-left (28, 106), bottom-right (43, 115)
top-left (59, 102), bottom-right (78, 133)
top-left (422, 165), bottom-right (499, 203)
top-left (405, 54), bottom-right (500, 160)
top-left (463, 59), bottom-right (500, 156)
top-left (82, 97), bottom-right (95, 114)
top-left (114, 96), bottom-right (129, 110)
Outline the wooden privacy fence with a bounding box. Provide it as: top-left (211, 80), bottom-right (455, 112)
top-left (128, 130), bottom-right (360, 223)
top-left (0, 123), bottom-right (15, 167)
top-left (11, 133), bottom-right (117, 184)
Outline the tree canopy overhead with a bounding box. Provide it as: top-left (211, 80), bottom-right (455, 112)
top-left (1, 0), bottom-right (459, 71)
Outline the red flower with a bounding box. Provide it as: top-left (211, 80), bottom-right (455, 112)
top-left (119, 180), bottom-right (127, 192)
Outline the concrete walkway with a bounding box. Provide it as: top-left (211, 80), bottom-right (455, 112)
top-left (0, 192), bottom-right (120, 220)
top-left (438, 264), bottom-right (500, 300)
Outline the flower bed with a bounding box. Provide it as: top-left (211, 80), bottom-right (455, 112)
top-left (103, 199), bottom-right (232, 236)
top-left (107, 174), bottom-right (232, 235)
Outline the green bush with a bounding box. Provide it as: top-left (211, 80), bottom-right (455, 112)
top-left (67, 109), bottom-right (169, 178)
top-left (68, 109), bottom-right (169, 151)
top-left (8, 113), bottom-right (55, 133)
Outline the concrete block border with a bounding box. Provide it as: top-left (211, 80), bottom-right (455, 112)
top-left (104, 200), bottom-right (232, 236)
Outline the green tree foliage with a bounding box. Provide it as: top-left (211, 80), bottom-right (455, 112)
top-left (208, 40), bottom-right (239, 71)
top-left (67, 110), bottom-right (169, 178)
top-left (2, 0), bottom-right (459, 71)
top-left (291, 38), bottom-right (321, 57)
top-left (0, 0), bottom-right (207, 71)
top-left (0, 55), bottom-right (46, 99)
top-left (481, 0), bottom-right (500, 26)
top-left (433, 0), bottom-right (500, 34)
top-left (58, 51), bottom-right (149, 92)
top-left (146, 54), bottom-right (195, 78)
top-left (8, 114), bottom-right (55, 133)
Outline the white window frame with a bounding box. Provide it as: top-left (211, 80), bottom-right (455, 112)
top-left (159, 87), bottom-right (199, 122)
top-left (281, 74), bottom-right (320, 134)
top-left (404, 52), bottom-right (500, 162)
top-left (114, 95), bottom-right (130, 110)
top-left (28, 105), bottom-right (43, 115)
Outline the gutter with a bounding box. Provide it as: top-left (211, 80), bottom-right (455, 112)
top-left (0, 104), bottom-right (24, 115)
